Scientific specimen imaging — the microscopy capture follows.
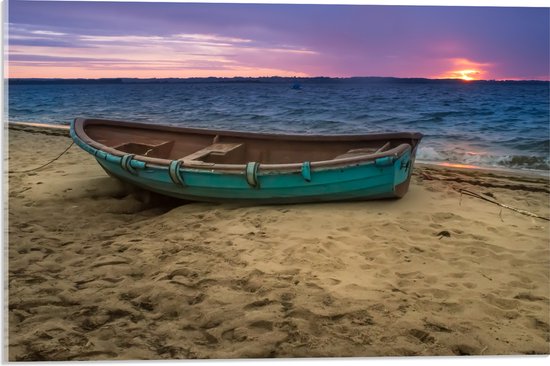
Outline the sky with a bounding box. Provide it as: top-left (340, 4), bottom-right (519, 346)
top-left (6, 1), bottom-right (550, 80)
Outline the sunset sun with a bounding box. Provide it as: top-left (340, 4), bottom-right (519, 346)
top-left (434, 58), bottom-right (491, 81)
top-left (457, 69), bottom-right (480, 81)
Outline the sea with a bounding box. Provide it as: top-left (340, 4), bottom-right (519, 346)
top-left (7, 78), bottom-right (550, 174)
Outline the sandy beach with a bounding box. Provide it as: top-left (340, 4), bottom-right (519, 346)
top-left (6, 123), bottom-right (550, 360)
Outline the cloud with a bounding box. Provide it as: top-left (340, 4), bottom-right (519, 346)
top-left (174, 33), bottom-right (252, 44)
top-left (9, 38), bottom-right (95, 48)
top-left (8, 24), bottom-right (318, 78)
top-left (31, 30), bottom-right (68, 36)
top-left (9, 24), bottom-right (95, 48)
top-left (9, 54), bottom-right (122, 62)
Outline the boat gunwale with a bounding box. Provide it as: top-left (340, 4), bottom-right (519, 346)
top-left (72, 118), bottom-right (422, 172)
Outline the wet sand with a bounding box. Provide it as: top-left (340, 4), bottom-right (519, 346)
top-left (6, 123), bottom-right (550, 360)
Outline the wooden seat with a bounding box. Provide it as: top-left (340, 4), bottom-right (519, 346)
top-left (334, 142), bottom-right (391, 159)
top-left (114, 140), bottom-right (174, 158)
top-left (335, 147), bottom-right (377, 159)
top-left (181, 143), bottom-right (244, 162)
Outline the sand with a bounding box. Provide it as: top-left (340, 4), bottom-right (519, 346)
top-left (6, 123), bottom-right (550, 360)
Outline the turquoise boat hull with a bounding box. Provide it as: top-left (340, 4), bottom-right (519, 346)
top-left (70, 118), bottom-right (421, 204)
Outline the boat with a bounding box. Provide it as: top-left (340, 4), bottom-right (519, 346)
top-left (70, 118), bottom-right (423, 204)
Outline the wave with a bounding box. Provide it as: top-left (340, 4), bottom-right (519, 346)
top-left (417, 146), bottom-right (549, 171)
top-left (500, 138), bottom-right (550, 154)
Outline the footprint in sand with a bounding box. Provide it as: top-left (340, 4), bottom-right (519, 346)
top-left (248, 320), bottom-right (274, 332)
top-left (451, 344), bottom-right (479, 356)
top-left (67, 351), bottom-right (118, 361)
top-left (243, 298), bottom-right (274, 310)
top-left (424, 320), bottom-right (452, 333)
top-left (514, 293), bottom-right (547, 302)
top-left (409, 329), bottom-right (435, 344)
top-left (221, 327), bottom-right (248, 342)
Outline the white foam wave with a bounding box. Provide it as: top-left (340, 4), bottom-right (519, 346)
top-left (416, 146), bottom-right (549, 171)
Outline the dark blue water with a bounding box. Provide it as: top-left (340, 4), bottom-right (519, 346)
top-left (8, 80), bottom-right (550, 172)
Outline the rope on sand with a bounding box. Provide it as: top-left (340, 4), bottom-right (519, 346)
top-left (456, 188), bottom-right (550, 222)
top-left (8, 141), bottom-right (74, 174)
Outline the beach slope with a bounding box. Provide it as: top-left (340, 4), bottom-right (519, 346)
top-left (6, 124), bottom-right (550, 360)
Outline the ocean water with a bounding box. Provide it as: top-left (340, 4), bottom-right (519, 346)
top-left (8, 80), bottom-right (550, 173)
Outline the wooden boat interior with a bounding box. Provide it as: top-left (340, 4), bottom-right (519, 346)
top-left (84, 121), bottom-right (418, 165)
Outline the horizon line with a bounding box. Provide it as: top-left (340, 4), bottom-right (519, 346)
top-left (7, 76), bottom-right (549, 82)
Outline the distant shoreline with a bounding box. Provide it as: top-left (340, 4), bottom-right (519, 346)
top-left (8, 76), bottom-right (549, 85)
